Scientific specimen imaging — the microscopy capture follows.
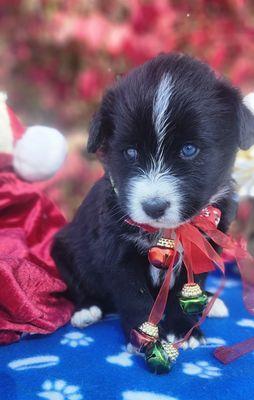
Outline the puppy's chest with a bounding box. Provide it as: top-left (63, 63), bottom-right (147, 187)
top-left (122, 230), bottom-right (180, 288)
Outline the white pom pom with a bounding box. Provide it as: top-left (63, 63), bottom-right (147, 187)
top-left (243, 92), bottom-right (254, 114)
top-left (13, 126), bottom-right (67, 181)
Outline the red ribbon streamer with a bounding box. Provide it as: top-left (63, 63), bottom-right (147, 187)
top-left (214, 337), bottom-right (254, 364)
top-left (127, 205), bottom-right (254, 362)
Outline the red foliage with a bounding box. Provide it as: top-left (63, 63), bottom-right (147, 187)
top-left (0, 0), bottom-right (254, 217)
top-left (0, 0), bottom-right (253, 129)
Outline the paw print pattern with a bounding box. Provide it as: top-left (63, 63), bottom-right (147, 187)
top-left (205, 337), bottom-right (226, 347)
top-left (8, 355), bottom-right (59, 371)
top-left (38, 379), bottom-right (83, 400)
top-left (237, 318), bottom-right (254, 328)
top-left (206, 278), bottom-right (239, 292)
top-left (183, 361), bottom-right (222, 379)
top-left (106, 351), bottom-right (133, 367)
top-left (60, 331), bottom-right (94, 348)
top-left (123, 391), bottom-right (177, 400)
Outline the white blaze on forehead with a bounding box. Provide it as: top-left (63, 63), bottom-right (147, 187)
top-left (153, 74), bottom-right (174, 145)
top-left (127, 75), bottom-right (180, 229)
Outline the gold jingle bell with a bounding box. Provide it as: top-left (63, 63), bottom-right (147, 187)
top-left (130, 321), bottom-right (159, 350)
top-left (179, 283), bottom-right (208, 315)
top-left (138, 321), bottom-right (159, 339)
top-left (161, 340), bottom-right (179, 363)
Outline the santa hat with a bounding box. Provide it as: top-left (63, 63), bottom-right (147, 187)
top-left (0, 93), bottom-right (67, 181)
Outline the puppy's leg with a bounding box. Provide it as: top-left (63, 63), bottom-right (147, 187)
top-left (52, 231), bottom-right (104, 328)
top-left (162, 299), bottom-right (206, 349)
top-left (195, 247), bottom-right (228, 319)
top-left (108, 255), bottom-right (154, 341)
top-left (162, 271), bottom-right (206, 349)
top-left (206, 293), bottom-right (229, 318)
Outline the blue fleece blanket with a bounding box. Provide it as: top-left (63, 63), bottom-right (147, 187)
top-left (1, 272), bottom-right (254, 400)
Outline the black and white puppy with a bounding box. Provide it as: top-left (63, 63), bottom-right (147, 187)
top-left (52, 53), bottom-right (254, 349)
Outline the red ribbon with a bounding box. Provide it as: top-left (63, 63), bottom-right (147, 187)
top-left (127, 205), bottom-right (254, 362)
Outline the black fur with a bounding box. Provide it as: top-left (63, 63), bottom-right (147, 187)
top-left (52, 53), bottom-right (254, 343)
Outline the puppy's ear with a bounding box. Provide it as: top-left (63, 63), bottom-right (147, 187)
top-left (239, 93), bottom-right (254, 150)
top-left (87, 110), bottom-right (103, 153)
top-left (87, 90), bottom-right (114, 153)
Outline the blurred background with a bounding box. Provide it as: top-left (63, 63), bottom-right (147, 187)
top-left (1, 0), bottom-right (254, 247)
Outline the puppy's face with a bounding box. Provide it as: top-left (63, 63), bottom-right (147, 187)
top-left (88, 54), bottom-right (254, 228)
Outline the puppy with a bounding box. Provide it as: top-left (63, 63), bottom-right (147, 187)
top-left (52, 53), bottom-right (254, 349)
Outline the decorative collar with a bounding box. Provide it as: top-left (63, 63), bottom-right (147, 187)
top-left (127, 205), bottom-right (254, 365)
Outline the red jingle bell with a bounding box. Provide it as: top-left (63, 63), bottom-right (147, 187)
top-left (148, 238), bottom-right (179, 269)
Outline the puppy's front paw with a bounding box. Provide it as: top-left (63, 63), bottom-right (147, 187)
top-left (207, 298), bottom-right (229, 318)
top-left (163, 314), bottom-right (206, 350)
top-left (71, 306), bottom-right (102, 328)
top-left (166, 332), bottom-right (206, 350)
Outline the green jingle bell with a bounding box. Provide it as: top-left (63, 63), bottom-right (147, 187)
top-left (179, 293), bottom-right (208, 315)
top-left (145, 341), bottom-right (179, 374)
top-left (179, 283), bottom-right (208, 315)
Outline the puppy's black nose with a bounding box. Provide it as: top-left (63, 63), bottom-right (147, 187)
top-left (142, 198), bottom-right (169, 219)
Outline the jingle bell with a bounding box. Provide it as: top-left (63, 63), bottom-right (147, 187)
top-left (148, 238), bottom-right (178, 269)
top-left (130, 322), bottom-right (159, 350)
top-left (145, 340), bottom-right (179, 374)
top-left (179, 283), bottom-right (208, 315)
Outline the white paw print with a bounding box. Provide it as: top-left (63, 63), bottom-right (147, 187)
top-left (205, 337), bottom-right (226, 347)
top-left (106, 351), bottom-right (133, 367)
top-left (206, 278), bottom-right (239, 292)
top-left (224, 279), bottom-right (240, 288)
top-left (60, 331), bottom-right (94, 348)
top-left (123, 391), bottom-right (177, 400)
top-left (237, 318), bottom-right (254, 328)
top-left (183, 361), bottom-right (222, 379)
top-left (8, 355), bottom-right (59, 371)
top-left (38, 380), bottom-right (83, 400)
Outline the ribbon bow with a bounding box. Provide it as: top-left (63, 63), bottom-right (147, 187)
top-left (127, 205), bottom-right (254, 363)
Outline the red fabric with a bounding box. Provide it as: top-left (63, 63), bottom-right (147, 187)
top-left (0, 172), bottom-right (73, 345)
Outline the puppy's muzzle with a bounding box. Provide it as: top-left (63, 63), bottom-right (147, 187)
top-left (142, 198), bottom-right (170, 219)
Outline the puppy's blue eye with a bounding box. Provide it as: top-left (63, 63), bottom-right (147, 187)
top-left (180, 144), bottom-right (199, 159)
top-left (123, 148), bottom-right (138, 161)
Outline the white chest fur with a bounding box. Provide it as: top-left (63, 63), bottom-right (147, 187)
top-left (149, 264), bottom-right (177, 288)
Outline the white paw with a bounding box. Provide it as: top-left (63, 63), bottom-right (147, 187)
top-left (207, 298), bottom-right (229, 318)
top-left (183, 336), bottom-right (207, 350)
top-left (71, 306), bottom-right (102, 328)
top-left (166, 333), bottom-right (206, 350)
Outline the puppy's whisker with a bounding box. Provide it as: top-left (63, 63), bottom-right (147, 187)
top-left (109, 206), bottom-right (129, 222)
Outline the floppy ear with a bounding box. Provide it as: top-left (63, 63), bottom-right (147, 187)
top-left (87, 110), bottom-right (103, 153)
top-left (239, 93), bottom-right (254, 150)
top-left (87, 90), bottom-right (114, 153)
